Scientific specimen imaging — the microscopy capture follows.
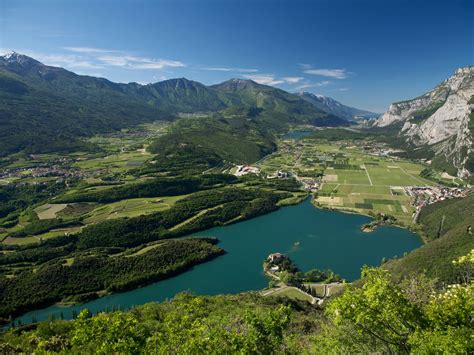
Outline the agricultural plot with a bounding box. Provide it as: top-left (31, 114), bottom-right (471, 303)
top-left (3, 236), bottom-right (41, 245)
top-left (263, 139), bottom-right (434, 226)
top-left (83, 195), bottom-right (184, 224)
top-left (331, 169), bottom-right (370, 185)
top-left (34, 204), bottom-right (68, 220)
top-left (366, 163), bottom-right (432, 186)
top-left (73, 150), bottom-right (151, 173)
top-left (35, 226), bottom-right (83, 240)
top-left (315, 155), bottom-right (429, 224)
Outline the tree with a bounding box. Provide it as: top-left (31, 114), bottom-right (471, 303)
top-left (319, 250), bottom-right (474, 353)
top-left (279, 271), bottom-right (299, 286)
top-left (144, 295), bottom-right (291, 354)
top-left (452, 249), bottom-right (474, 284)
top-left (71, 310), bottom-right (146, 354)
top-left (408, 282), bottom-right (473, 352)
top-left (326, 267), bottom-right (424, 353)
top-left (268, 279), bottom-right (277, 288)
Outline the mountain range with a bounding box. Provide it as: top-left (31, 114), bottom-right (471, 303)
top-left (297, 92), bottom-right (379, 121)
top-left (374, 66), bottom-right (473, 177)
top-left (1, 52), bottom-right (472, 178)
top-left (0, 52), bottom-right (352, 156)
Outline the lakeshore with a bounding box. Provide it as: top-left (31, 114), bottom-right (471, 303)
top-left (10, 198), bottom-right (422, 326)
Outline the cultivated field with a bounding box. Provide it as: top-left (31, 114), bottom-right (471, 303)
top-left (258, 138), bottom-right (436, 225)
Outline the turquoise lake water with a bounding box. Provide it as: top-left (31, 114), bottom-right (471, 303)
top-left (12, 199), bottom-right (422, 325)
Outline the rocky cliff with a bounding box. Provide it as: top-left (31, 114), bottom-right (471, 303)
top-left (374, 67), bottom-right (474, 178)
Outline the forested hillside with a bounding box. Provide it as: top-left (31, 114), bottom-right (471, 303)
top-left (385, 193), bottom-right (474, 283)
top-left (0, 53), bottom-right (343, 157)
top-left (0, 53), bottom-right (170, 156)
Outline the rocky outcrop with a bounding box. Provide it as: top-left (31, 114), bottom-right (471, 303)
top-left (374, 67), bottom-right (474, 178)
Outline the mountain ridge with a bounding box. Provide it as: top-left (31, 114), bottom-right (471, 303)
top-left (373, 66), bottom-right (474, 178)
top-left (297, 91), bottom-right (379, 121)
top-left (0, 52), bottom-right (344, 156)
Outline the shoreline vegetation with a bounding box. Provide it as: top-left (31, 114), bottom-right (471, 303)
top-left (1, 238), bottom-right (225, 325)
top-left (262, 252), bottom-right (344, 305)
top-left (312, 198), bottom-right (425, 241)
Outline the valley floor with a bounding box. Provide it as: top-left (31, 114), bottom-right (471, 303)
top-left (0, 125), bottom-right (470, 325)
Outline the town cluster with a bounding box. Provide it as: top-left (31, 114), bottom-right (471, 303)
top-left (233, 165), bottom-right (321, 191)
top-left (406, 186), bottom-right (469, 212)
top-left (362, 142), bottom-right (404, 157)
top-left (0, 156), bottom-right (94, 186)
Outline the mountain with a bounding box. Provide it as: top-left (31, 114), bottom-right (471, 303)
top-left (146, 79), bottom-right (349, 166)
top-left (297, 92), bottom-right (379, 122)
top-left (0, 52), bottom-right (169, 156)
top-left (0, 52), bottom-right (346, 157)
top-left (373, 67), bottom-right (474, 178)
top-left (125, 78), bottom-right (227, 113)
top-left (212, 79), bottom-right (348, 127)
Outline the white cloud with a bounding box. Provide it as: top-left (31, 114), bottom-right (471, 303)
top-left (96, 54), bottom-right (184, 69)
top-left (303, 68), bottom-right (348, 79)
top-left (298, 63), bottom-right (313, 70)
top-left (202, 67), bottom-right (258, 73)
top-left (38, 54), bottom-right (103, 69)
top-left (0, 48), bottom-right (13, 55)
top-left (2, 49), bottom-right (103, 69)
top-left (62, 47), bottom-right (118, 54)
top-left (282, 76), bottom-right (303, 84)
top-left (76, 71), bottom-right (105, 78)
top-left (243, 74), bottom-right (306, 86)
top-left (3, 47), bottom-right (185, 72)
top-left (243, 74), bottom-right (284, 85)
top-left (62, 47), bottom-right (186, 70)
top-left (295, 80), bottom-right (331, 91)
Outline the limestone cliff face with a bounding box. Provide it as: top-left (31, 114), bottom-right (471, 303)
top-left (374, 67), bottom-right (474, 177)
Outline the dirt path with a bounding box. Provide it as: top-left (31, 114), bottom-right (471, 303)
top-left (363, 165), bottom-right (373, 186)
top-left (391, 159), bottom-right (427, 185)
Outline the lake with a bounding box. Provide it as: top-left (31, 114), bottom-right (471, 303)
top-left (12, 199), bottom-right (422, 325)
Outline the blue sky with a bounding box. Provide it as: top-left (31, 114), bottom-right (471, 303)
top-left (0, 0), bottom-right (472, 112)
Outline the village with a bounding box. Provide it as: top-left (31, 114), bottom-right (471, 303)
top-left (406, 186), bottom-right (470, 219)
top-left (231, 137), bottom-right (471, 227)
top-left (0, 157), bottom-right (89, 185)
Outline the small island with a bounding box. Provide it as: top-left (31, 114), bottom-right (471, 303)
top-left (262, 252), bottom-right (345, 304)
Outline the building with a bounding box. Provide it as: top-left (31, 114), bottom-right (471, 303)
top-left (267, 252), bottom-right (283, 263)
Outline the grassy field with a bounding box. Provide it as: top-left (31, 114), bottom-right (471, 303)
top-left (3, 226), bottom-right (83, 245)
top-left (268, 286), bottom-right (314, 302)
top-left (73, 149), bottom-right (151, 174)
top-left (1, 194), bottom-right (185, 246)
top-left (82, 195), bottom-right (184, 224)
top-left (34, 204), bottom-right (68, 219)
top-left (258, 139), bottom-right (437, 226)
top-left (317, 159), bottom-right (433, 225)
